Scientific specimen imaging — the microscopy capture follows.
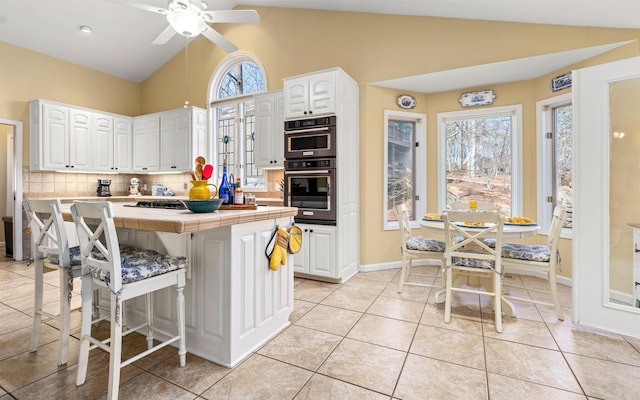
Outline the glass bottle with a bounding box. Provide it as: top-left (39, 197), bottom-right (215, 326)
top-left (219, 166), bottom-right (231, 204)
top-left (234, 177), bottom-right (244, 205)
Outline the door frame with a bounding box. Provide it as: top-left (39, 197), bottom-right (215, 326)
top-left (0, 118), bottom-right (23, 261)
top-left (572, 56), bottom-right (640, 338)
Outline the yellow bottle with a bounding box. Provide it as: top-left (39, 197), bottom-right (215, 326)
top-left (233, 178), bottom-right (244, 205)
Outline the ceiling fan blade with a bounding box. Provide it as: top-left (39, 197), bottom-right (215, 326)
top-left (202, 10), bottom-right (260, 24)
top-left (201, 26), bottom-right (238, 53)
top-left (152, 24), bottom-right (178, 45)
top-left (111, 0), bottom-right (168, 15)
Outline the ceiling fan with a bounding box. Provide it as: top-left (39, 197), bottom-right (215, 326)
top-left (122, 0), bottom-right (260, 52)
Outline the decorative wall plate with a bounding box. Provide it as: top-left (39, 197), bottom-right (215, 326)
top-left (396, 94), bottom-right (416, 109)
top-left (459, 89), bottom-right (496, 107)
top-left (551, 72), bottom-right (572, 92)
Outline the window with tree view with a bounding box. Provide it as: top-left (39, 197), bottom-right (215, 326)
top-left (439, 106), bottom-right (522, 216)
top-left (384, 110), bottom-right (426, 229)
top-left (552, 104), bottom-right (573, 228)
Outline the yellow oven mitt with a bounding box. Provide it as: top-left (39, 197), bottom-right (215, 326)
top-left (269, 227), bottom-right (290, 271)
top-left (288, 225), bottom-right (302, 254)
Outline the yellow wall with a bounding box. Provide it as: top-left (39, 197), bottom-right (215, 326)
top-left (2, 7), bottom-right (640, 278)
top-left (0, 123), bottom-right (10, 242)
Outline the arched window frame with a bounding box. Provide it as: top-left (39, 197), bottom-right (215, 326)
top-left (207, 52), bottom-right (267, 187)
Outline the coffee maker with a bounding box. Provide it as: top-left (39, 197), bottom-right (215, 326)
top-left (97, 179), bottom-right (112, 197)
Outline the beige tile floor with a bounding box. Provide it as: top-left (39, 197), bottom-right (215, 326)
top-left (1, 248), bottom-right (640, 399)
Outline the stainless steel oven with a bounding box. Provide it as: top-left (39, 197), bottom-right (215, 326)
top-left (284, 116), bottom-right (336, 159)
top-left (284, 158), bottom-right (336, 225)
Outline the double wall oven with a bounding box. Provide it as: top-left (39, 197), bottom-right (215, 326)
top-left (284, 116), bottom-right (337, 225)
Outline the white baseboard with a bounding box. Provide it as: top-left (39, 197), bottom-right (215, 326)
top-left (359, 261), bottom-right (573, 287)
top-left (609, 289), bottom-right (635, 306)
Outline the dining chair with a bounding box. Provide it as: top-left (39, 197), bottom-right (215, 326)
top-left (395, 204), bottom-right (445, 293)
top-left (23, 198), bottom-right (82, 366)
top-left (443, 210), bottom-right (505, 332)
top-left (71, 201), bottom-right (187, 400)
top-left (501, 207), bottom-right (567, 320)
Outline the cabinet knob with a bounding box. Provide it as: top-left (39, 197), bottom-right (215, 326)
top-left (303, 111), bottom-right (307, 115)
top-left (635, 244), bottom-right (640, 253)
top-left (309, 110), bottom-right (313, 115)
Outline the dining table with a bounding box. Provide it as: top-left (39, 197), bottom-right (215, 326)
top-left (419, 216), bottom-right (541, 317)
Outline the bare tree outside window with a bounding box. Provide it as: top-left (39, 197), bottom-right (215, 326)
top-left (445, 116), bottom-right (512, 215)
top-left (387, 119), bottom-right (416, 220)
top-left (553, 104), bottom-right (573, 228)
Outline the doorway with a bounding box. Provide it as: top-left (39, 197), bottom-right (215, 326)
top-left (0, 119), bottom-right (23, 261)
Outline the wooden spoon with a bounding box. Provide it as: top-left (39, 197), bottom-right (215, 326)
top-left (195, 163), bottom-right (204, 180)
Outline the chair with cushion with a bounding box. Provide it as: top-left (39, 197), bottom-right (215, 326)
top-left (501, 207), bottom-right (567, 320)
top-left (71, 201), bottom-right (187, 400)
top-left (396, 204), bottom-right (445, 293)
top-left (443, 210), bottom-right (505, 332)
top-left (24, 198), bottom-right (82, 366)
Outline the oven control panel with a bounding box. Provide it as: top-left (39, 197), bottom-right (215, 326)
top-left (285, 158), bottom-right (335, 169)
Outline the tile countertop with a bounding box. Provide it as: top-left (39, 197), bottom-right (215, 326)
top-left (56, 200), bottom-right (297, 234)
top-left (53, 195), bottom-right (284, 206)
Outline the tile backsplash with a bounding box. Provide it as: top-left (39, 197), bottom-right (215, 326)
top-left (22, 167), bottom-right (285, 199)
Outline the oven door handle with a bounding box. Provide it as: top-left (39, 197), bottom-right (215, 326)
top-left (284, 126), bottom-right (331, 134)
top-left (284, 170), bottom-right (330, 175)
top-left (284, 169), bottom-right (329, 175)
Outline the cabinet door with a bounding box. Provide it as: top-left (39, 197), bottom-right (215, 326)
top-left (42, 103), bottom-right (69, 170)
top-left (132, 115), bottom-right (160, 171)
top-left (161, 109), bottom-right (191, 171)
top-left (293, 223), bottom-right (310, 274)
top-left (634, 229), bottom-right (640, 307)
top-left (308, 71), bottom-right (336, 117)
top-left (92, 113), bottom-right (114, 172)
top-left (308, 225), bottom-right (337, 278)
top-left (255, 93), bottom-right (277, 167)
top-left (284, 77), bottom-right (309, 119)
top-left (69, 109), bottom-right (93, 171)
top-left (192, 108), bottom-right (208, 164)
top-left (114, 117), bottom-right (133, 172)
top-left (273, 92), bottom-right (285, 165)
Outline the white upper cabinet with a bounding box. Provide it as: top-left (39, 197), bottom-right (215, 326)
top-left (160, 109), bottom-right (191, 171)
top-left (93, 114), bottom-right (133, 173)
top-left (284, 70), bottom-right (336, 119)
top-left (114, 117), bottom-right (133, 172)
top-left (30, 99), bottom-right (203, 174)
top-left (254, 90), bottom-right (285, 168)
top-left (30, 100), bottom-right (94, 171)
top-left (132, 115), bottom-right (160, 172)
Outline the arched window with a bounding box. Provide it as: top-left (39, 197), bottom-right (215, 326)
top-left (209, 52), bottom-right (266, 188)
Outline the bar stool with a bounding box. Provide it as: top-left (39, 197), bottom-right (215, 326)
top-left (71, 201), bottom-right (187, 400)
top-left (23, 198), bottom-right (81, 366)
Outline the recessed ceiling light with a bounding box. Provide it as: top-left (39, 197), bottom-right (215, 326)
top-left (79, 25), bottom-right (93, 33)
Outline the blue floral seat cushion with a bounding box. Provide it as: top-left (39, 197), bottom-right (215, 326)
top-left (86, 247), bottom-right (188, 285)
top-left (406, 236), bottom-right (446, 252)
top-left (44, 245), bottom-right (82, 268)
top-left (501, 243), bottom-right (551, 262)
top-left (482, 239), bottom-right (551, 262)
top-left (451, 249), bottom-right (496, 268)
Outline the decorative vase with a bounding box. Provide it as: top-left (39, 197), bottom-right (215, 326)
top-left (189, 180), bottom-right (218, 200)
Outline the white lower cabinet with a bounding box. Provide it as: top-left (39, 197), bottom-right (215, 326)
top-left (293, 223), bottom-right (337, 279)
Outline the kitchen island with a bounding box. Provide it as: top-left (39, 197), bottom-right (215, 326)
top-left (59, 201), bottom-right (298, 368)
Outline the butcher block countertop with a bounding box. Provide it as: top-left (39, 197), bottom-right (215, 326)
top-left (56, 200), bottom-right (297, 234)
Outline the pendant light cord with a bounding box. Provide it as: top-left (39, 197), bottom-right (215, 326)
top-left (184, 36), bottom-right (189, 107)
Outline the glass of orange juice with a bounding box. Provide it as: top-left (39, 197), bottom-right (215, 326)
top-left (469, 199), bottom-right (478, 210)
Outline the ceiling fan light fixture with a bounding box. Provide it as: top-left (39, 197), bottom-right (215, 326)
top-left (167, 0), bottom-right (206, 38)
